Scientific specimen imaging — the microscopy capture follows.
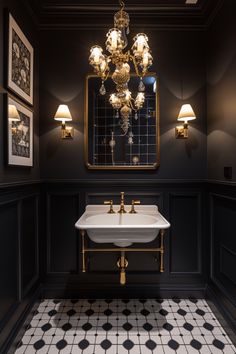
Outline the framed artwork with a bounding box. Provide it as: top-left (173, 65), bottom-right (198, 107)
top-left (8, 13), bottom-right (34, 105)
top-left (7, 95), bottom-right (33, 167)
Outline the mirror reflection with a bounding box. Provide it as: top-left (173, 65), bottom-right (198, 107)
top-left (85, 74), bottom-right (159, 170)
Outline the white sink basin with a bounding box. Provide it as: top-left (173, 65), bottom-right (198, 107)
top-left (75, 205), bottom-right (170, 247)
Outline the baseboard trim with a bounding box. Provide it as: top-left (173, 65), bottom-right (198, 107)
top-left (42, 282), bottom-right (206, 299)
top-left (1, 285), bottom-right (42, 354)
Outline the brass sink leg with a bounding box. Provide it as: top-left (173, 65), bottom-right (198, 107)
top-left (160, 229), bottom-right (165, 273)
top-left (117, 251), bottom-right (128, 285)
top-left (81, 230), bottom-right (86, 273)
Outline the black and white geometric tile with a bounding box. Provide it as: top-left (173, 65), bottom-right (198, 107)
top-left (15, 299), bottom-right (236, 353)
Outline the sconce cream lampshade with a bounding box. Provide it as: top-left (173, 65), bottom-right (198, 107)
top-left (8, 104), bottom-right (20, 121)
top-left (176, 104), bottom-right (196, 139)
top-left (54, 104), bottom-right (72, 123)
top-left (177, 104), bottom-right (196, 123)
top-left (54, 104), bottom-right (74, 139)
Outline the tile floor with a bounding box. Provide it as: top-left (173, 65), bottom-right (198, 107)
top-left (15, 299), bottom-right (236, 354)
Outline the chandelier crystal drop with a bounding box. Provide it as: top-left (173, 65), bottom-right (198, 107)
top-left (89, 0), bottom-right (153, 134)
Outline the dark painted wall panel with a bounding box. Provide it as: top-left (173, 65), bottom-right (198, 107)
top-left (43, 182), bottom-right (206, 294)
top-left (169, 194), bottom-right (200, 273)
top-left (0, 0), bottom-right (39, 184)
top-left (207, 0), bottom-right (236, 182)
top-left (0, 184), bottom-right (40, 354)
top-left (211, 194), bottom-right (236, 294)
top-left (86, 192), bottom-right (163, 210)
top-left (221, 246), bottom-right (236, 285)
top-left (47, 194), bottom-right (79, 273)
top-left (0, 202), bottom-right (18, 327)
top-left (21, 196), bottom-right (39, 296)
top-left (39, 29), bottom-right (207, 180)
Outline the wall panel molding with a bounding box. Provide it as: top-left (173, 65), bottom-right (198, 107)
top-left (86, 191), bottom-right (163, 209)
top-left (42, 180), bottom-right (206, 294)
top-left (21, 195), bottom-right (40, 298)
top-left (209, 191), bottom-right (236, 324)
top-left (220, 245), bottom-right (236, 285)
top-left (0, 183), bottom-right (40, 354)
top-left (0, 200), bottom-right (19, 331)
top-left (169, 192), bottom-right (202, 275)
top-left (46, 192), bottom-right (80, 275)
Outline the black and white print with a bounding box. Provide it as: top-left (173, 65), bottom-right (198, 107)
top-left (8, 96), bottom-right (33, 166)
top-left (8, 13), bottom-right (34, 105)
top-left (14, 298), bottom-right (236, 353)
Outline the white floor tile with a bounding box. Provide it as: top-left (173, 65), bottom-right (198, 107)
top-left (13, 298), bottom-right (236, 354)
top-left (14, 346), bottom-right (27, 354)
top-left (24, 346), bottom-right (37, 354)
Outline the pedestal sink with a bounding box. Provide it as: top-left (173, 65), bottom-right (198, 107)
top-left (75, 205), bottom-right (170, 247)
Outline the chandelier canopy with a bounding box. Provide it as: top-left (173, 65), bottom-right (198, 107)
top-left (89, 0), bottom-right (153, 134)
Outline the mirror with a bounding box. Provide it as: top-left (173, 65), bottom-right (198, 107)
top-left (85, 73), bottom-right (159, 170)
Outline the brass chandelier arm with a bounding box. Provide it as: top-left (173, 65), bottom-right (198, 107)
top-left (129, 55), bottom-right (143, 79)
top-left (129, 99), bottom-right (136, 111)
top-left (95, 67), bottom-right (110, 82)
top-left (95, 51), bottom-right (145, 83)
top-left (102, 69), bottom-right (110, 82)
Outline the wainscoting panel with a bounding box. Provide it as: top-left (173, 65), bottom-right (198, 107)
top-left (0, 183), bottom-right (41, 354)
top-left (210, 193), bottom-right (236, 298)
top-left (220, 246), bottom-right (236, 285)
top-left (86, 192), bottom-right (163, 211)
top-left (169, 193), bottom-right (201, 274)
top-left (21, 195), bottom-right (39, 298)
top-left (0, 201), bottom-right (18, 329)
top-left (43, 181), bottom-right (206, 297)
top-left (47, 193), bottom-right (80, 274)
top-left (206, 185), bottom-right (236, 331)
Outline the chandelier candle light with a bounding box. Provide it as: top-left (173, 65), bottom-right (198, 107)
top-left (89, 0), bottom-right (153, 134)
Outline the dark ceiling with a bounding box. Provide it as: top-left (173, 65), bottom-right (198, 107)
top-left (22, 0), bottom-right (223, 29)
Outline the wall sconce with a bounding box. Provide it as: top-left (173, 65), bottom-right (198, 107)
top-left (8, 104), bottom-right (20, 134)
top-left (54, 104), bottom-right (74, 139)
top-left (175, 103), bottom-right (196, 139)
top-left (9, 104), bottom-right (20, 121)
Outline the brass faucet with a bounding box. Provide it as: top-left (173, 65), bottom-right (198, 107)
top-left (118, 192), bottom-right (127, 213)
top-left (129, 199), bottom-right (141, 213)
top-left (104, 200), bottom-right (115, 213)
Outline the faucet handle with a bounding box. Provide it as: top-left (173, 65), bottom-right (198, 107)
top-left (129, 200), bottom-right (141, 214)
top-left (104, 200), bottom-right (115, 214)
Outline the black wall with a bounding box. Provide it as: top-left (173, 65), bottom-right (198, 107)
top-left (207, 0), bottom-right (236, 182)
top-left (38, 19), bottom-right (209, 300)
top-left (38, 22), bottom-right (209, 303)
top-left (206, 0), bottom-right (236, 329)
top-left (0, 0), bottom-right (39, 183)
top-left (39, 29), bottom-right (207, 180)
top-left (0, 1), bottom-right (40, 353)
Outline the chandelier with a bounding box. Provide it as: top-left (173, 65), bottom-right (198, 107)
top-left (89, 0), bottom-right (153, 134)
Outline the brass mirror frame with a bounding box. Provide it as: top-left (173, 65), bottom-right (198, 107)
top-left (84, 73), bottom-right (160, 170)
